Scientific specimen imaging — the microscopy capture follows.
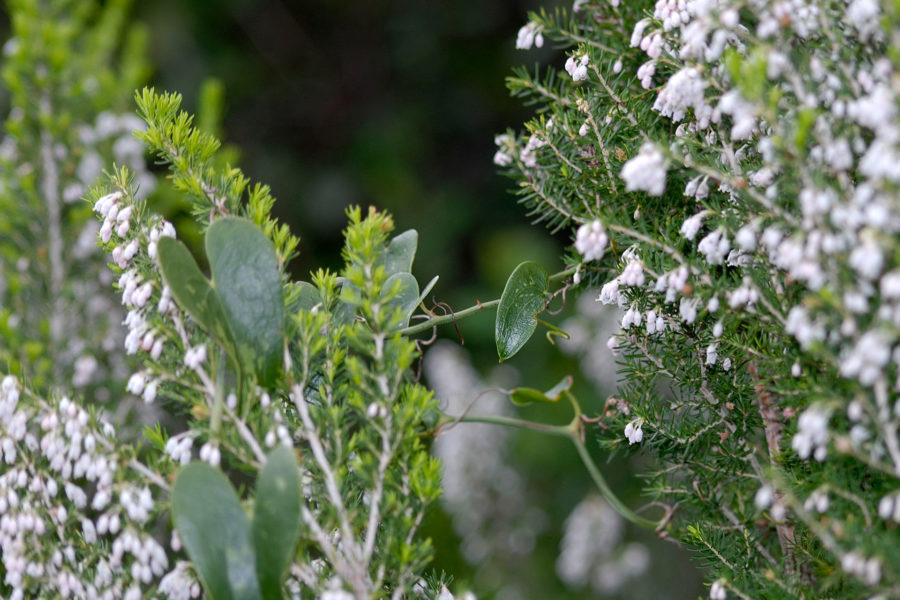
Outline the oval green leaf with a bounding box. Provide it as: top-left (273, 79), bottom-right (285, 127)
top-left (173, 463), bottom-right (261, 600)
top-left (383, 272), bottom-right (420, 329)
top-left (252, 446), bottom-right (301, 600)
top-left (157, 237), bottom-right (234, 346)
top-left (385, 229), bottom-right (418, 274)
top-left (295, 281), bottom-right (321, 313)
top-left (495, 261), bottom-right (550, 361)
top-left (510, 375), bottom-right (573, 406)
top-left (206, 218), bottom-right (284, 386)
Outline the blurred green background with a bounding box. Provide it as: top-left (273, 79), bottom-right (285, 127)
top-left (138, 0), bottom-right (563, 290)
top-left (0, 1), bottom-right (703, 597)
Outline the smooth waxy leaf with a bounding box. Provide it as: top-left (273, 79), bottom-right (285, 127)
top-left (157, 237), bottom-right (233, 345)
top-left (252, 446), bottom-right (301, 600)
top-left (295, 282), bottom-right (321, 313)
top-left (414, 275), bottom-right (439, 309)
top-left (173, 463), bottom-right (261, 600)
top-left (510, 375), bottom-right (573, 406)
top-left (383, 272), bottom-right (420, 329)
top-left (385, 229), bottom-right (418, 274)
top-left (495, 261), bottom-right (550, 361)
top-left (206, 218), bottom-right (284, 386)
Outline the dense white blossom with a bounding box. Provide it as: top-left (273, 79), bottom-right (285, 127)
top-left (621, 144), bottom-right (667, 196)
top-left (574, 220), bottom-right (609, 261)
top-left (680, 211), bottom-right (705, 241)
top-left (565, 54), bottom-right (589, 81)
top-left (792, 406), bottom-right (830, 461)
top-left (624, 421), bottom-right (643, 444)
top-left (653, 67), bottom-right (709, 125)
top-left (556, 496), bottom-right (649, 594)
top-left (516, 22), bottom-right (544, 50)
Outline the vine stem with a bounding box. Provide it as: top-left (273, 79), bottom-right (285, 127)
top-left (570, 436), bottom-right (656, 529)
top-left (400, 299), bottom-right (500, 337)
top-left (451, 410), bottom-right (658, 530)
top-left (451, 414), bottom-right (571, 437)
top-left (398, 266), bottom-right (577, 337)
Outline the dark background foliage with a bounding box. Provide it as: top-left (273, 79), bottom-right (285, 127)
top-left (140, 0), bottom-right (564, 293)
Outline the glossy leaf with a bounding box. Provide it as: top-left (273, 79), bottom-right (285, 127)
top-left (414, 275), bottom-right (439, 310)
top-left (335, 281), bottom-right (360, 327)
top-left (157, 237), bottom-right (233, 346)
top-left (252, 446), bottom-right (301, 600)
top-left (383, 272), bottom-right (419, 329)
top-left (495, 261), bottom-right (550, 361)
top-left (385, 229), bottom-right (418, 274)
top-left (172, 463), bottom-right (261, 600)
top-left (295, 282), bottom-right (321, 313)
top-left (206, 218), bottom-right (284, 386)
top-left (510, 375), bottom-right (573, 406)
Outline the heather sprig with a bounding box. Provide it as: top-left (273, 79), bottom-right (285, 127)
top-left (495, 0), bottom-right (900, 597)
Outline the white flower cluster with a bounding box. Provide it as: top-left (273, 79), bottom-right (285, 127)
top-left (574, 220), bottom-right (608, 261)
top-left (841, 551), bottom-right (882, 586)
top-left (556, 495), bottom-right (649, 594)
top-left (621, 144), bottom-right (667, 196)
top-left (624, 420), bottom-right (643, 444)
top-left (791, 406), bottom-right (829, 462)
top-left (565, 54), bottom-right (589, 82)
top-left (493, 133), bottom-right (515, 167)
top-left (653, 67), bottom-right (710, 125)
top-left (516, 21), bottom-right (544, 50)
top-left (0, 374), bottom-right (181, 598)
top-left (157, 561), bottom-right (202, 600)
top-left (95, 190), bottom-right (181, 389)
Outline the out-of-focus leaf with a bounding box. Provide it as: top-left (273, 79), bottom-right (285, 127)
top-left (295, 282), bottom-right (321, 313)
top-left (385, 229), bottom-right (418, 274)
top-left (252, 446), bottom-right (301, 600)
top-left (172, 463), bottom-right (261, 600)
top-left (383, 271), bottom-right (419, 329)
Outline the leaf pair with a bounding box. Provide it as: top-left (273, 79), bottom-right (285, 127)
top-left (172, 446), bottom-right (301, 600)
top-left (338, 229), bottom-right (437, 329)
top-left (495, 261), bottom-right (551, 361)
top-left (157, 218), bottom-right (283, 385)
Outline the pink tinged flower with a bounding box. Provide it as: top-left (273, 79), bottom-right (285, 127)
top-left (574, 220), bottom-right (608, 262)
top-left (624, 421), bottom-right (643, 444)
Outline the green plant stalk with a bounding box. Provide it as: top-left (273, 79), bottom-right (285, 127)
top-left (570, 436), bottom-right (656, 529)
top-left (399, 266), bottom-right (577, 336)
top-left (401, 299), bottom-right (501, 336)
top-left (451, 414), bottom-right (572, 437)
top-left (453, 410), bottom-right (657, 530)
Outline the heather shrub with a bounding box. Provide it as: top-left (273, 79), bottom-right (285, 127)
top-left (3, 0), bottom-right (900, 598)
